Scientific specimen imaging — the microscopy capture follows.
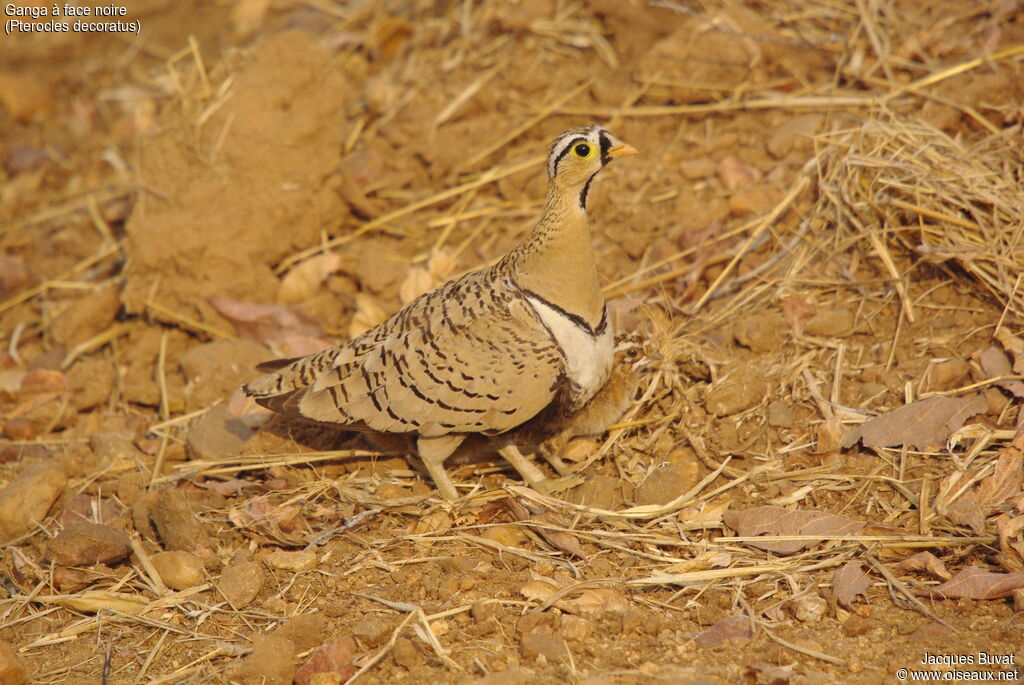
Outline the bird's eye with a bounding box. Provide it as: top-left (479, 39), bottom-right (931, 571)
top-left (574, 143), bottom-right (591, 158)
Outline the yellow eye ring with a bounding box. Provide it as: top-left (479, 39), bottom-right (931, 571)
top-left (573, 143), bottom-right (593, 158)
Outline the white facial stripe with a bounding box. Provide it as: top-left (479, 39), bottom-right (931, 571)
top-left (547, 127), bottom-right (602, 177)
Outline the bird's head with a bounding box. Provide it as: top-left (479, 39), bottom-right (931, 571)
top-left (546, 125), bottom-right (638, 209)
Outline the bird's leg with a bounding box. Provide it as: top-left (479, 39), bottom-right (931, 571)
top-left (497, 444), bottom-right (548, 489)
top-left (416, 434), bottom-right (466, 501)
top-left (537, 431), bottom-right (574, 476)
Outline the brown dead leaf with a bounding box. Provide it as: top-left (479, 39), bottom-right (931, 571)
top-left (398, 266), bottom-right (433, 306)
top-left (349, 293), bottom-right (388, 339)
top-left (723, 505), bottom-right (864, 554)
top-left (895, 552), bottom-right (951, 580)
top-left (976, 433), bottom-right (1024, 508)
top-left (994, 328), bottom-right (1024, 374)
top-left (209, 296), bottom-right (324, 348)
top-left (277, 253), bottom-right (342, 305)
top-left (978, 346), bottom-right (1024, 399)
top-left (832, 561), bottom-right (871, 607)
top-left (996, 514), bottom-right (1024, 572)
top-left (695, 615), bottom-right (753, 648)
top-left (508, 499), bottom-right (587, 559)
top-left (931, 565), bottom-right (1024, 599)
top-left (229, 496), bottom-right (307, 546)
top-left (0, 254), bottom-right (33, 297)
top-left (841, 396), bottom-right (987, 451)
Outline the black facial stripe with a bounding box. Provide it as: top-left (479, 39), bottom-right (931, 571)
top-left (598, 131), bottom-right (611, 165)
top-left (550, 136), bottom-right (587, 176)
top-left (579, 172), bottom-right (596, 210)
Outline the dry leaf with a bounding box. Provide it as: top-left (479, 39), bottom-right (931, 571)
top-left (996, 514), bottom-right (1024, 572)
top-left (277, 253), bottom-right (342, 304)
top-left (695, 615), bottom-right (753, 647)
top-left (994, 328), bottom-right (1024, 374)
top-left (832, 561), bottom-right (871, 607)
top-left (209, 296), bottom-right (324, 347)
top-left (896, 552), bottom-right (951, 580)
top-left (932, 565), bottom-right (1024, 599)
top-left (723, 505), bottom-right (864, 554)
top-left (976, 435), bottom-right (1024, 508)
top-left (978, 346), bottom-right (1024, 399)
top-left (841, 396), bottom-right (987, 451)
top-left (0, 254), bottom-right (32, 297)
top-left (229, 497), bottom-right (307, 546)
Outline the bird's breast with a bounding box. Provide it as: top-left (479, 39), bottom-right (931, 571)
top-left (524, 295), bottom-right (614, 409)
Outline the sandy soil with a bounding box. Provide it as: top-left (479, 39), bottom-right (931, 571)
top-left (1, 0), bottom-right (1024, 683)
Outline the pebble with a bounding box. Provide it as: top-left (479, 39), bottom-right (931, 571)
top-left (392, 636), bottom-right (420, 669)
top-left (705, 370), bottom-right (768, 417)
top-left (766, 401), bottom-right (795, 427)
top-left (0, 460), bottom-right (66, 543)
top-left (265, 549), bottom-right (317, 572)
top-left (558, 615), bottom-right (593, 641)
top-left (150, 490), bottom-right (206, 552)
top-left (565, 475), bottom-right (624, 509)
top-left (2, 418), bottom-right (37, 441)
top-left (48, 521), bottom-right (131, 566)
top-left (294, 637), bottom-right (355, 685)
top-left (733, 312), bottom-right (785, 353)
top-left (0, 640), bottom-right (27, 685)
top-left (480, 524), bottom-right (528, 547)
top-left (51, 285), bottom-right (120, 349)
top-left (471, 667), bottom-right (534, 685)
top-left (793, 594), bottom-right (827, 623)
top-left (728, 186), bottom-right (780, 216)
top-left (766, 114), bottom-right (823, 158)
top-left (218, 559), bottom-right (265, 608)
top-left (275, 614), bottom-right (329, 653)
top-left (151, 551), bottom-right (205, 590)
top-left (231, 634), bottom-right (295, 685)
top-left (842, 614), bottom-right (877, 637)
top-left (716, 155), bottom-right (760, 191)
top-left (0, 73), bottom-right (53, 122)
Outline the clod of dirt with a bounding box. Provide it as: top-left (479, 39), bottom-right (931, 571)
top-left (179, 339), bottom-right (269, 410)
top-left (767, 115), bottom-right (824, 159)
top-left (66, 358), bottom-right (117, 411)
top-left (843, 614), bottom-right (878, 637)
top-left (0, 459), bottom-right (66, 543)
top-left (151, 551), bottom-right (205, 590)
top-left (0, 255), bottom-right (33, 298)
top-left (520, 628), bottom-right (569, 661)
top-left (294, 636), bottom-right (356, 685)
top-left (792, 594), bottom-right (828, 623)
top-left (2, 418), bottom-right (36, 441)
top-left (472, 667), bottom-right (535, 685)
top-left (218, 559), bottom-right (265, 608)
top-left (52, 567), bottom-right (93, 592)
top-left (0, 73), bottom-right (53, 122)
top-left (694, 615), bottom-right (754, 648)
top-left (50, 285), bottom-right (120, 349)
top-left (0, 639), bottom-right (27, 685)
top-left (558, 615), bottom-right (593, 641)
top-left (150, 490), bottom-right (209, 552)
top-left (705, 368), bottom-right (768, 417)
top-left (804, 308), bottom-right (856, 338)
top-left (716, 156), bottom-right (760, 191)
top-left (481, 524), bottom-right (528, 547)
top-left (231, 634), bottom-right (295, 685)
top-left (47, 521), bottom-right (130, 566)
top-left (352, 615), bottom-right (392, 648)
top-left (733, 312), bottom-right (786, 353)
top-left (634, 450), bottom-right (700, 506)
top-left (908, 622), bottom-right (954, 644)
top-left (186, 405), bottom-right (254, 461)
top-left (265, 549), bottom-right (317, 572)
top-left (275, 614), bottom-right (329, 653)
top-left (729, 186), bottom-right (781, 217)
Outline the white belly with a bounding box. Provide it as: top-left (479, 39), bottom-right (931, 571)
top-left (525, 295), bottom-right (614, 408)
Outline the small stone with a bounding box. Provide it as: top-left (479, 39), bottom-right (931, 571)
top-left (66, 358), bottom-right (117, 411)
top-left (2, 418), bottom-right (37, 441)
top-left (265, 549), bottom-right (317, 572)
top-left (793, 594), bottom-right (827, 623)
top-left (909, 622), bottom-right (953, 643)
top-left (520, 629), bottom-right (569, 660)
top-left (392, 636), bottom-right (420, 669)
top-left (275, 614), bottom-right (329, 653)
top-left (218, 560), bottom-right (265, 608)
top-left (0, 73), bottom-right (54, 122)
top-left (48, 521), bottom-right (131, 566)
top-left (0, 460), bottom-right (66, 543)
top-left (842, 614), bottom-right (877, 637)
top-left (231, 634), bottom-right (294, 685)
top-left (52, 566), bottom-right (93, 592)
top-left (804, 308), bottom-right (856, 337)
top-left (679, 158), bottom-right (716, 180)
top-left (294, 637), bottom-right (356, 685)
top-left (186, 405), bottom-right (254, 460)
top-left (352, 615), bottom-right (392, 647)
top-left (150, 490), bottom-right (206, 552)
top-left (151, 551), bottom-right (205, 590)
top-left (766, 401), bottom-right (795, 428)
top-left (0, 640), bottom-right (27, 685)
top-left (472, 667), bottom-right (534, 685)
top-left (471, 600), bottom-right (503, 623)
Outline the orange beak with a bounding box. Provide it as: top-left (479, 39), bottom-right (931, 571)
top-left (607, 142), bottom-right (639, 158)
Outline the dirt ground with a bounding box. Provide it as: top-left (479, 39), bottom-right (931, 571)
top-left (2, 0), bottom-right (1024, 683)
